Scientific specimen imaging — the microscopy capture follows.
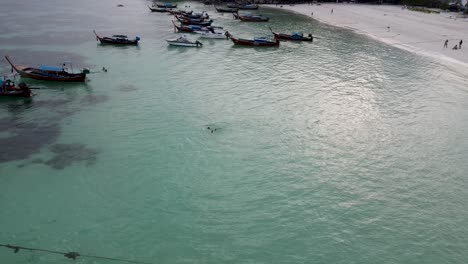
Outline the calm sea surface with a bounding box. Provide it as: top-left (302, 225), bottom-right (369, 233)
top-left (1, 0), bottom-right (468, 263)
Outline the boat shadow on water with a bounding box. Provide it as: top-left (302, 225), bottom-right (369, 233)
top-left (229, 44), bottom-right (280, 52)
top-left (96, 44), bottom-right (142, 51)
top-left (18, 78), bottom-right (90, 90)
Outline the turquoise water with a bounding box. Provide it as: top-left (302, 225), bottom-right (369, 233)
top-left (1, 1), bottom-right (468, 263)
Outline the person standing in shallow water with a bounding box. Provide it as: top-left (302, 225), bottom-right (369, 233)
top-left (444, 39), bottom-right (448, 48)
top-left (459, 40), bottom-right (463, 49)
top-left (331, 9), bottom-right (333, 14)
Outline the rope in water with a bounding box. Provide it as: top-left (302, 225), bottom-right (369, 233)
top-left (0, 244), bottom-right (153, 264)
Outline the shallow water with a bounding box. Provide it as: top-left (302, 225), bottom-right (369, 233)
top-left (1, 1), bottom-right (468, 263)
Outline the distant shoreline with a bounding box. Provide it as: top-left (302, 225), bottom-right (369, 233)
top-left (266, 3), bottom-right (468, 69)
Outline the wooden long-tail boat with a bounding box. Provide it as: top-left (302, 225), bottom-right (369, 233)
top-left (94, 30), bottom-right (140, 45)
top-left (269, 27), bottom-right (313, 41)
top-left (172, 21), bottom-right (213, 33)
top-left (168, 9), bottom-right (193, 16)
top-left (175, 14), bottom-right (211, 23)
top-left (4, 56), bottom-right (87, 82)
top-left (233, 12), bottom-right (269, 22)
top-left (156, 2), bottom-right (177, 8)
top-left (227, 3), bottom-right (258, 10)
top-left (181, 12), bottom-right (209, 19)
top-left (215, 6), bottom-right (238, 12)
top-left (0, 77), bottom-right (32, 98)
top-left (225, 32), bottom-right (279, 47)
top-left (175, 16), bottom-right (213, 26)
top-left (148, 5), bottom-right (169, 12)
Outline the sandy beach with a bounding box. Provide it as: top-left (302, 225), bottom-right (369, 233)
top-left (269, 4), bottom-right (468, 67)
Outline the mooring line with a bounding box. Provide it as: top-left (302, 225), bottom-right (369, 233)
top-left (0, 243), bottom-right (153, 264)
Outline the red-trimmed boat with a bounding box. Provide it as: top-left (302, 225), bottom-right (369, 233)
top-left (94, 30), bottom-right (140, 45)
top-left (0, 76), bottom-right (32, 98)
top-left (269, 27), bottom-right (313, 41)
top-left (225, 32), bottom-right (279, 47)
top-left (4, 56), bottom-right (87, 82)
top-left (233, 12), bottom-right (269, 22)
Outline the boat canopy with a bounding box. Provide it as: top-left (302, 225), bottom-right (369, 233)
top-left (39, 65), bottom-right (63, 72)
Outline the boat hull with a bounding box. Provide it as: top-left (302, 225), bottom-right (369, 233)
top-left (0, 90), bottom-right (32, 98)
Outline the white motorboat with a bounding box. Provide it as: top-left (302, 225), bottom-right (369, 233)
top-left (166, 36), bottom-right (203, 47)
top-left (195, 30), bottom-right (228, 39)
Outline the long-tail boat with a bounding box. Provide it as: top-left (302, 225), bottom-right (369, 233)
top-left (269, 27), bottom-right (313, 41)
top-left (227, 3), bottom-right (259, 10)
top-left (233, 12), bottom-right (269, 22)
top-left (215, 6), bottom-right (238, 12)
top-left (175, 14), bottom-right (211, 23)
top-left (168, 9), bottom-right (193, 16)
top-left (175, 16), bottom-right (213, 26)
top-left (94, 30), bottom-right (140, 45)
top-left (156, 2), bottom-right (177, 8)
top-left (148, 5), bottom-right (169, 12)
top-left (0, 77), bottom-right (32, 98)
top-left (225, 32), bottom-right (279, 47)
top-left (181, 12), bottom-right (209, 19)
top-left (4, 56), bottom-right (87, 82)
top-left (172, 21), bottom-right (213, 33)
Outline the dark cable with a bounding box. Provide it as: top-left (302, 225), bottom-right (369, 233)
top-left (0, 244), bottom-right (153, 264)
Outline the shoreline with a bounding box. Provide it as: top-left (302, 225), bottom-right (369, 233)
top-left (266, 4), bottom-right (468, 69)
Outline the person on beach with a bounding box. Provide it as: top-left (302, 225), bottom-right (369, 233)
top-left (331, 9), bottom-right (334, 14)
top-left (459, 40), bottom-right (463, 49)
top-left (453, 44), bottom-right (458, 50)
top-left (444, 40), bottom-right (448, 48)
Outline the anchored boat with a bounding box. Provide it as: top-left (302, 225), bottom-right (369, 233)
top-left (227, 3), bottom-right (258, 10)
top-left (195, 30), bottom-right (229, 39)
top-left (156, 2), bottom-right (177, 8)
top-left (4, 56), bottom-right (88, 82)
top-left (94, 30), bottom-right (140, 45)
top-left (148, 5), bottom-right (169, 12)
top-left (215, 6), bottom-right (238, 13)
top-left (269, 27), bottom-right (313, 41)
top-left (233, 12), bottom-right (269, 22)
top-left (0, 76), bottom-right (32, 98)
top-left (225, 32), bottom-right (279, 47)
top-left (166, 35), bottom-right (203, 47)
